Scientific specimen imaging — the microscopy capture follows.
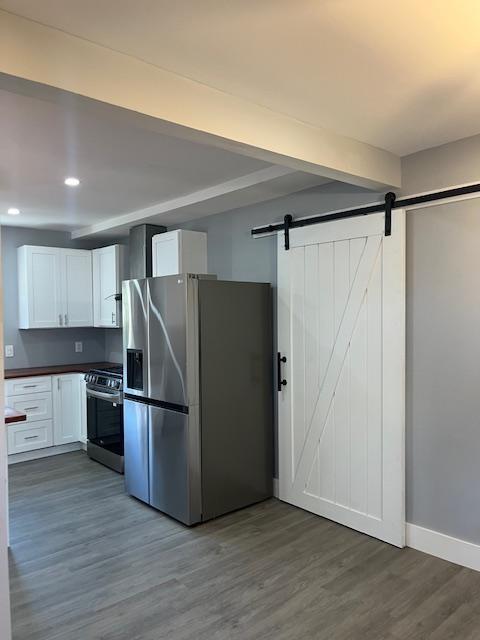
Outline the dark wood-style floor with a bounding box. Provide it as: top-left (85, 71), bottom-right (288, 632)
top-left (8, 452), bottom-right (480, 640)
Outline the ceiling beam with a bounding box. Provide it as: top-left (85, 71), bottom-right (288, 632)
top-left (0, 10), bottom-right (401, 191)
top-left (71, 166), bottom-right (328, 238)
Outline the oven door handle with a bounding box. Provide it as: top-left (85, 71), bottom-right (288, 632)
top-left (87, 388), bottom-right (122, 404)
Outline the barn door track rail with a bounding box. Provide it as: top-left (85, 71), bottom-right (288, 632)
top-left (252, 182), bottom-right (480, 250)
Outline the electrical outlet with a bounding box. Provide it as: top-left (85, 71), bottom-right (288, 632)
top-left (75, 341), bottom-right (83, 353)
top-left (5, 345), bottom-right (14, 358)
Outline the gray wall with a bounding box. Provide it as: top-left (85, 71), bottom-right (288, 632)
top-left (401, 133), bottom-right (480, 195)
top-left (2, 226), bottom-right (111, 369)
top-left (406, 199), bottom-right (480, 544)
top-left (104, 329), bottom-right (123, 364)
top-left (402, 134), bottom-right (480, 545)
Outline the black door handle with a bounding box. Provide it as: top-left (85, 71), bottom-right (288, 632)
top-left (277, 353), bottom-right (287, 391)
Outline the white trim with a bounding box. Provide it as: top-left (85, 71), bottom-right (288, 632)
top-left (7, 442), bottom-right (83, 465)
top-left (406, 523), bottom-right (480, 572)
top-left (273, 477), bottom-right (279, 498)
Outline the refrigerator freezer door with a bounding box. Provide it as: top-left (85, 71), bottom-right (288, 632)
top-left (198, 279), bottom-right (273, 520)
top-left (123, 279), bottom-right (148, 398)
top-left (148, 404), bottom-right (201, 525)
top-left (147, 276), bottom-right (190, 407)
top-left (124, 399), bottom-right (150, 504)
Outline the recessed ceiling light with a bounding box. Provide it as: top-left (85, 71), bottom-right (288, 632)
top-left (64, 177), bottom-right (80, 187)
top-left (7, 208), bottom-right (20, 215)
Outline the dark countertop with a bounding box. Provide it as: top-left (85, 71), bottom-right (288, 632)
top-left (4, 362), bottom-right (121, 380)
top-left (5, 407), bottom-right (27, 424)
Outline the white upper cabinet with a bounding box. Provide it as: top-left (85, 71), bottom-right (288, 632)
top-left (62, 250), bottom-right (93, 327)
top-left (93, 245), bottom-right (127, 328)
top-left (18, 246), bottom-right (93, 329)
top-left (18, 246), bottom-right (63, 329)
top-left (152, 230), bottom-right (207, 277)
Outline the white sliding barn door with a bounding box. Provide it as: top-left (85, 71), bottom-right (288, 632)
top-left (278, 210), bottom-right (405, 547)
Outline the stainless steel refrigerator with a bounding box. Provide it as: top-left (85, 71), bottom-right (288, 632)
top-left (122, 274), bottom-right (273, 525)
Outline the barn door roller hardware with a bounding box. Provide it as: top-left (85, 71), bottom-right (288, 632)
top-left (251, 182), bottom-right (480, 250)
top-left (384, 191), bottom-right (396, 237)
top-left (283, 214), bottom-right (293, 250)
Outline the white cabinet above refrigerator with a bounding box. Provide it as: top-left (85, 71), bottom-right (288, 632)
top-left (152, 230), bottom-right (207, 277)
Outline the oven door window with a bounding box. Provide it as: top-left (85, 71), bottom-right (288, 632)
top-left (87, 395), bottom-right (124, 454)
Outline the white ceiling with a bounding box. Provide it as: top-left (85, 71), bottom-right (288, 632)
top-left (0, 88), bottom-right (327, 232)
top-left (1, 0), bottom-right (479, 156)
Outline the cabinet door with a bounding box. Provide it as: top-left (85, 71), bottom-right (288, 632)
top-left (6, 376), bottom-right (52, 396)
top-left (93, 245), bottom-right (125, 327)
top-left (178, 230), bottom-right (208, 275)
top-left (62, 250), bottom-right (93, 327)
top-left (53, 374), bottom-right (81, 445)
top-left (152, 231), bottom-right (179, 277)
top-left (18, 246), bottom-right (63, 329)
top-left (7, 420), bottom-right (53, 454)
top-left (6, 392), bottom-right (52, 424)
top-left (124, 399), bottom-right (149, 503)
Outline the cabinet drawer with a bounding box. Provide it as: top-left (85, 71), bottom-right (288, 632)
top-left (5, 376), bottom-right (52, 396)
top-left (7, 420), bottom-right (53, 454)
top-left (6, 392), bottom-right (52, 423)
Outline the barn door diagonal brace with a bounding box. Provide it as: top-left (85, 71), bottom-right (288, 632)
top-left (384, 191), bottom-right (396, 236)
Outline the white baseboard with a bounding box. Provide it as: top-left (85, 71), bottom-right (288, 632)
top-left (8, 442), bottom-right (83, 465)
top-left (406, 523), bottom-right (480, 572)
top-left (273, 477), bottom-right (279, 498)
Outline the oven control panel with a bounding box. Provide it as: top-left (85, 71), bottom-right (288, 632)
top-left (85, 370), bottom-right (123, 392)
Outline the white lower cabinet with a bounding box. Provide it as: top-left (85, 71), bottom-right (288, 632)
top-left (7, 420), bottom-right (54, 454)
top-left (6, 392), bottom-right (53, 423)
top-left (52, 374), bottom-right (81, 446)
top-left (7, 373), bottom-right (86, 456)
top-left (5, 375), bottom-right (52, 396)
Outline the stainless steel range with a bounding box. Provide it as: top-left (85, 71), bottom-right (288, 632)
top-left (85, 366), bottom-right (124, 473)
